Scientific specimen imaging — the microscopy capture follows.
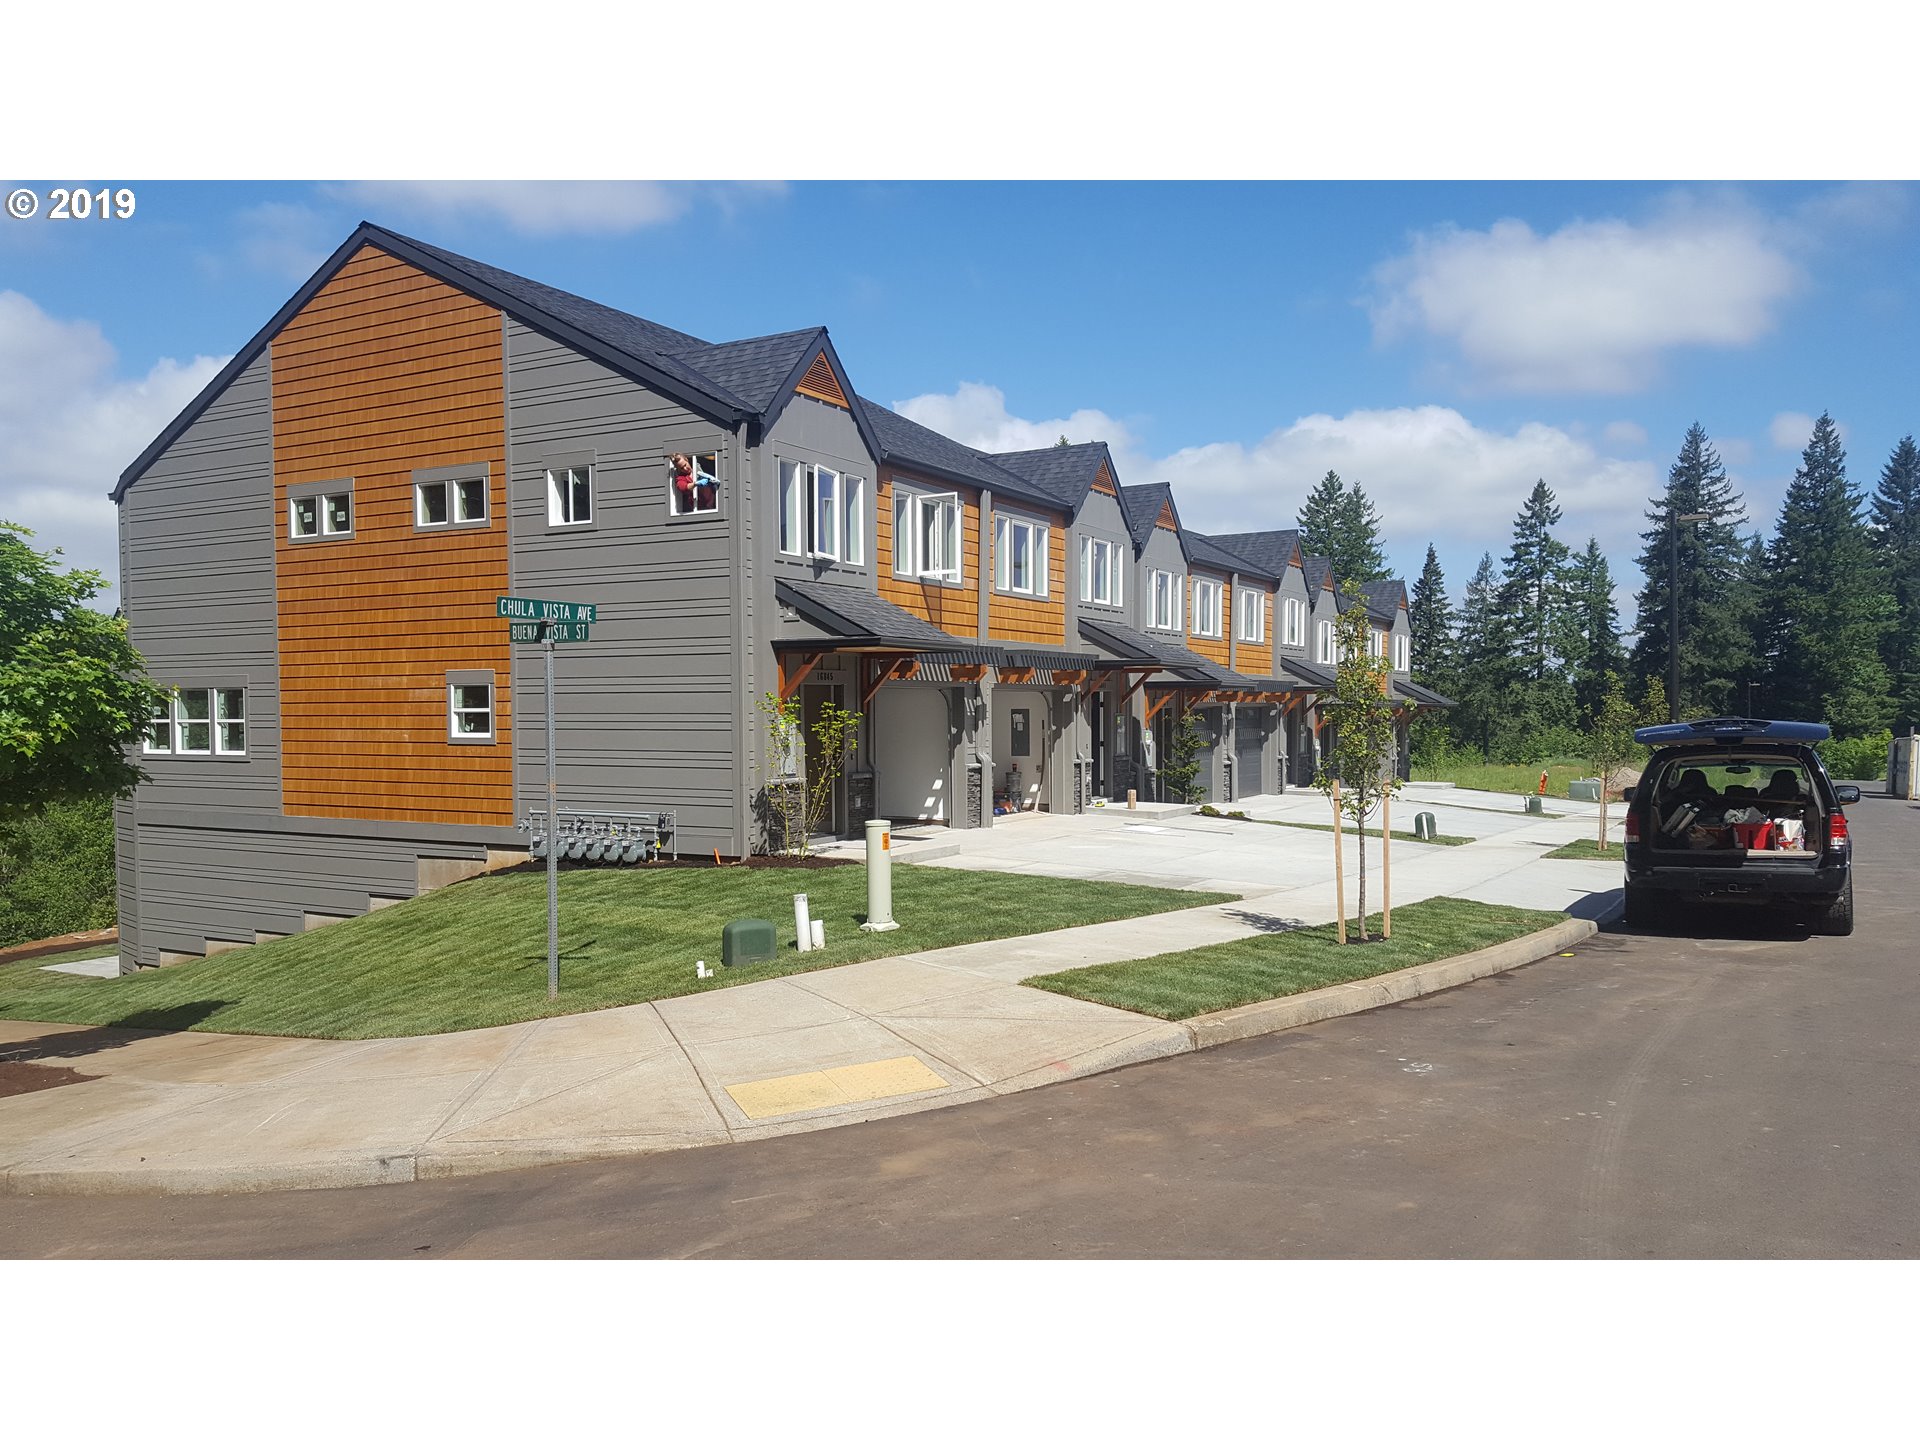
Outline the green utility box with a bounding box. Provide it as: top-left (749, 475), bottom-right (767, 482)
top-left (1413, 812), bottom-right (1438, 841)
top-left (721, 918), bottom-right (778, 967)
top-left (1568, 779), bottom-right (1602, 802)
top-left (1525, 795), bottom-right (1545, 815)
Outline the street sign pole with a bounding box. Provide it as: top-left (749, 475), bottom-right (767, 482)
top-left (545, 625), bottom-right (559, 999)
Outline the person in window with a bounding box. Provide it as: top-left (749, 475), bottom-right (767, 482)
top-left (670, 452), bottom-right (720, 514)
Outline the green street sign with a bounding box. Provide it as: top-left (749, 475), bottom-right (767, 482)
top-left (497, 596), bottom-right (598, 624)
top-left (510, 622), bottom-right (591, 643)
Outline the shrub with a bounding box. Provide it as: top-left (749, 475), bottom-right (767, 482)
top-left (0, 795), bottom-right (117, 947)
top-left (1818, 731), bottom-right (1891, 782)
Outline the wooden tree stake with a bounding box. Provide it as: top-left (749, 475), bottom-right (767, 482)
top-left (1332, 776), bottom-right (1347, 945)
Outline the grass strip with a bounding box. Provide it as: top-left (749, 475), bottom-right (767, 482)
top-left (1248, 817), bottom-right (1474, 846)
top-left (1542, 838), bottom-right (1624, 860)
top-left (1023, 896), bottom-right (1566, 1021)
top-left (0, 865), bottom-right (1229, 1040)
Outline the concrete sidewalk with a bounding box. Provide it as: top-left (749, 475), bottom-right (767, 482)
top-left (0, 790), bottom-right (1622, 1196)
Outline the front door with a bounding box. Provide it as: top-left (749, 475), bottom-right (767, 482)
top-left (1090, 692), bottom-right (1109, 797)
top-left (802, 682), bottom-right (846, 837)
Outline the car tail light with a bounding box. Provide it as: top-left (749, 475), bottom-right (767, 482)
top-left (1624, 808), bottom-right (1640, 842)
top-left (1830, 811), bottom-right (1849, 847)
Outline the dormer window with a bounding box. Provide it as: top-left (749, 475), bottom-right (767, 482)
top-left (1148, 569), bottom-right (1182, 631)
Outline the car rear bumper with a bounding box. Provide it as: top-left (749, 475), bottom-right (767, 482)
top-left (1627, 864), bottom-right (1847, 903)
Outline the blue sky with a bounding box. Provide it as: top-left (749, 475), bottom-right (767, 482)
top-left (4, 180), bottom-right (1915, 622)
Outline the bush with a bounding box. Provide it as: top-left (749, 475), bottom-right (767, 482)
top-left (0, 796), bottom-right (117, 947)
top-left (1818, 731), bottom-right (1891, 782)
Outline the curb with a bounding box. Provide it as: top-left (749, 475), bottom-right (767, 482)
top-left (0, 911), bottom-right (1610, 1198)
top-left (1178, 914), bottom-right (1601, 1050)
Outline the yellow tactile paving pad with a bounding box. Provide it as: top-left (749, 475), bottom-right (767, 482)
top-left (725, 1056), bottom-right (949, 1120)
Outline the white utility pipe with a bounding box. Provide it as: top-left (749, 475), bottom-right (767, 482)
top-left (810, 919), bottom-right (825, 950)
top-left (860, 819), bottom-right (900, 932)
top-left (794, 892), bottom-right (813, 951)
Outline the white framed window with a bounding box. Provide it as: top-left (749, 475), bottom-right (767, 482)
top-left (1148, 569), bottom-right (1182, 631)
top-left (289, 483), bottom-right (352, 541)
top-left (1235, 588), bottom-right (1265, 643)
top-left (846, 474), bottom-right (866, 565)
top-left (780, 460), bottom-right (805, 554)
top-left (893, 489), bottom-right (961, 582)
top-left (547, 465), bottom-right (593, 526)
top-left (143, 697), bottom-right (173, 755)
top-left (414, 466), bottom-right (488, 530)
top-left (1080, 536), bottom-right (1124, 607)
top-left (995, 515), bottom-right (1048, 597)
top-left (448, 677), bottom-right (495, 742)
top-left (1191, 577), bottom-right (1222, 638)
top-left (1281, 597), bottom-right (1306, 647)
top-left (811, 465), bottom-right (841, 560)
top-left (145, 688), bottom-right (248, 757)
top-left (1393, 634), bottom-right (1410, 672)
top-left (1315, 619), bottom-right (1335, 665)
top-left (668, 450), bottom-right (721, 517)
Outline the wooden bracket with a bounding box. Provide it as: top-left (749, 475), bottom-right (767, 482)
top-left (1054, 669), bottom-right (1089, 688)
top-left (951, 664), bottom-right (987, 683)
top-left (860, 656), bottom-right (918, 707)
top-left (1144, 689), bottom-right (1180, 723)
top-left (1079, 672), bottom-right (1109, 698)
top-left (778, 650), bottom-right (825, 701)
top-left (999, 666), bottom-right (1036, 685)
top-left (1119, 671), bottom-right (1153, 707)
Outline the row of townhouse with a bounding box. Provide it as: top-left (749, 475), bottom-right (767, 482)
top-left (109, 222), bottom-right (1449, 970)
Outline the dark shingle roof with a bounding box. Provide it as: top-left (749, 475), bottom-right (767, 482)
top-left (1358, 580), bottom-right (1407, 624)
top-left (1202, 529), bottom-right (1303, 577)
top-left (1394, 677), bottom-right (1454, 708)
top-left (1281, 656), bottom-right (1338, 690)
top-left (1301, 555), bottom-right (1334, 597)
top-left (1185, 530), bottom-right (1276, 582)
top-left (775, 578), bottom-right (978, 652)
top-left (670, 329), bottom-right (822, 413)
top-left (856, 399), bottom-right (1062, 509)
top-left (1078, 617), bottom-right (1217, 682)
top-left (1116, 482), bottom-right (1179, 553)
top-left (989, 443), bottom-right (1112, 510)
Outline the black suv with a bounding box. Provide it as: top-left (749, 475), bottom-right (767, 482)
top-left (1622, 718), bottom-right (1861, 935)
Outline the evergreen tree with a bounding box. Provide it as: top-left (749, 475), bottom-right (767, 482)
top-left (1870, 435), bottom-right (1920, 730)
top-left (1563, 537), bottom-right (1626, 721)
top-left (1735, 531), bottom-right (1771, 715)
top-left (1407, 545), bottom-right (1455, 687)
top-left (1296, 470), bottom-right (1390, 586)
top-left (1448, 552), bottom-right (1509, 758)
top-left (1492, 480), bottom-right (1576, 743)
top-left (1629, 424), bottom-right (1754, 717)
top-left (1760, 412), bottom-right (1895, 735)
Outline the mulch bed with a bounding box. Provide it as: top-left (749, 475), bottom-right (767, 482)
top-left (0, 1061), bottom-right (97, 1099)
top-left (0, 927), bottom-right (117, 968)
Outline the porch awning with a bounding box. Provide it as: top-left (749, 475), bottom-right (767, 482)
top-left (1393, 677), bottom-right (1455, 709)
top-left (1077, 617), bottom-right (1219, 683)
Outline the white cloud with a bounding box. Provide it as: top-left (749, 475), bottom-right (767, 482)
top-left (892, 384), bottom-right (1662, 596)
top-left (0, 291), bottom-right (226, 601)
top-left (894, 381), bottom-right (1136, 455)
top-left (233, 200), bottom-right (337, 280)
top-left (1369, 206), bottom-right (1801, 393)
top-left (1603, 419), bottom-right (1647, 448)
top-left (1769, 412), bottom-right (1815, 450)
top-left (329, 181), bottom-right (785, 237)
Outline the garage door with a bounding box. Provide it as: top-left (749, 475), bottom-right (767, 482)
top-left (875, 685), bottom-right (950, 822)
top-left (1235, 710), bottom-right (1267, 797)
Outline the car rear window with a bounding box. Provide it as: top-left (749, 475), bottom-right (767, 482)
top-left (1653, 756), bottom-right (1812, 801)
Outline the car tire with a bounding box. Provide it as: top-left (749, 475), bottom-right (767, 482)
top-left (1623, 886), bottom-right (1664, 931)
top-left (1815, 880), bottom-right (1855, 937)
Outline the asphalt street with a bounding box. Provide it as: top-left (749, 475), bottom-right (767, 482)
top-left (4, 792), bottom-right (1914, 1259)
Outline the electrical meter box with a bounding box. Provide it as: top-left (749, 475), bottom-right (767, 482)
top-left (721, 918), bottom-right (778, 967)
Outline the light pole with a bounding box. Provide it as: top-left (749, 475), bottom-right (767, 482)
top-left (1668, 510), bottom-right (1711, 721)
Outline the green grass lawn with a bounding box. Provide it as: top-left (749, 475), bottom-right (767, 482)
top-left (1412, 759), bottom-right (1599, 800)
top-left (1023, 896), bottom-right (1566, 1021)
top-left (1543, 837), bottom-right (1624, 861)
top-left (0, 865), bottom-right (1230, 1041)
top-left (1249, 817), bottom-right (1475, 847)
top-left (0, 940), bottom-right (118, 969)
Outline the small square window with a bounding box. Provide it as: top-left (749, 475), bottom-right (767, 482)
top-left (449, 682), bottom-right (494, 740)
top-left (291, 496), bottom-right (320, 538)
top-left (415, 469), bottom-right (489, 530)
top-left (455, 477), bottom-right (486, 523)
top-left (669, 451), bottom-right (721, 517)
top-left (549, 465), bottom-right (593, 526)
top-left (324, 493), bottom-right (352, 535)
top-left (290, 483), bottom-right (352, 542)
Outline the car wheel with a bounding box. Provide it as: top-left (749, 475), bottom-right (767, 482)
top-left (1815, 880), bottom-right (1855, 936)
top-left (1623, 886), bottom-right (1664, 931)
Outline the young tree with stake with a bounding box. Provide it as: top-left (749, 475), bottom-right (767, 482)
top-left (1312, 580), bottom-right (1409, 942)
